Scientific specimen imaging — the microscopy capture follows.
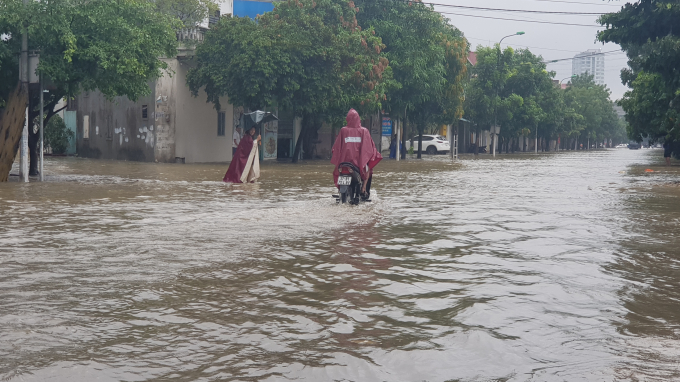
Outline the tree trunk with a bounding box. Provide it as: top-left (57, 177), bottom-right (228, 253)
top-left (302, 116), bottom-right (319, 160)
top-left (292, 117), bottom-right (305, 163)
top-left (28, 132), bottom-right (38, 175)
top-left (26, 92), bottom-right (64, 174)
top-left (401, 119), bottom-right (407, 160)
top-left (0, 84), bottom-right (28, 182)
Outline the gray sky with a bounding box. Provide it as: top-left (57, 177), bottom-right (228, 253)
top-left (433, 0), bottom-right (630, 101)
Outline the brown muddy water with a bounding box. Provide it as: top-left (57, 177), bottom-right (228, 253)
top-left (1, 149), bottom-right (679, 381)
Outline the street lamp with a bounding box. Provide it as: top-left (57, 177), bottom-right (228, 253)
top-left (560, 75), bottom-right (577, 85)
top-left (499, 31), bottom-right (525, 45)
top-left (493, 31), bottom-right (525, 158)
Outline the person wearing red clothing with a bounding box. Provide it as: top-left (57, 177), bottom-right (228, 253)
top-left (223, 126), bottom-right (261, 183)
top-left (331, 109), bottom-right (382, 198)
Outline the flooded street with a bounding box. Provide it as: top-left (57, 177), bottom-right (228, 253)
top-left (1, 149), bottom-right (679, 381)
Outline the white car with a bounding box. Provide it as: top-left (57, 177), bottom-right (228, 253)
top-left (615, 143), bottom-right (628, 148)
top-left (404, 135), bottom-right (450, 155)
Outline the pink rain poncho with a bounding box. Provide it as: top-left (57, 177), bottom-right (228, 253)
top-left (331, 109), bottom-right (382, 186)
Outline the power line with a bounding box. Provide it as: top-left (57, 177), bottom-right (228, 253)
top-left (440, 11), bottom-right (603, 27)
top-left (426, 2), bottom-right (606, 15)
top-left (544, 49), bottom-right (624, 63)
top-left (522, 0), bottom-right (621, 6)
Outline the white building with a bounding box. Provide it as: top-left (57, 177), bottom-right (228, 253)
top-left (572, 49), bottom-right (605, 85)
top-left (71, 2), bottom-right (241, 164)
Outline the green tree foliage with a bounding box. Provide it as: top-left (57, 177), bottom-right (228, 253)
top-left (187, 0), bottom-right (394, 161)
top-left (354, 0), bottom-right (468, 157)
top-left (465, 46), bottom-right (552, 151)
top-left (465, 46), bottom-right (621, 152)
top-left (0, 0), bottom-right (21, 109)
top-left (499, 48), bottom-right (556, 147)
top-left (563, 74), bottom-right (621, 145)
top-left (0, 0), bottom-right (179, 174)
top-left (44, 114), bottom-right (74, 155)
top-left (598, 0), bottom-right (680, 151)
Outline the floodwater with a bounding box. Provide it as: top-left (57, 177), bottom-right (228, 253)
top-left (1, 149), bottom-right (679, 382)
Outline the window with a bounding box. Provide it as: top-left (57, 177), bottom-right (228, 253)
top-left (142, 105), bottom-right (148, 120)
top-left (217, 111), bottom-right (226, 136)
top-left (209, 10), bottom-right (220, 26)
top-left (413, 136), bottom-right (434, 141)
top-left (83, 115), bottom-right (89, 139)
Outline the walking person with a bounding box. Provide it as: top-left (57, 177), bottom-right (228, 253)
top-left (663, 140), bottom-right (672, 166)
top-left (224, 126), bottom-right (262, 183)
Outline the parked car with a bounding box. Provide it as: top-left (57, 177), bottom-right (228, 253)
top-left (404, 135), bottom-right (450, 154)
top-left (615, 143), bottom-right (628, 148)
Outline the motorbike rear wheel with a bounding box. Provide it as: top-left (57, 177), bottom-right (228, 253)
top-left (341, 191), bottom-right (348, 204)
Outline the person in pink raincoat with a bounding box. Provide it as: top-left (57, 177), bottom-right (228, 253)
top-left (331, 109), bottom-right (382, 198)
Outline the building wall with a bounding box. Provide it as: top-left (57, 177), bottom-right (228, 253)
top-left (173, 59), bottom-right (233, 163)
top-left (75, 87), bottom-right (157, 161)
top-left (233, 0), bottom-right (274, 19)
top-left (75, 58), bottom-right (233, 163)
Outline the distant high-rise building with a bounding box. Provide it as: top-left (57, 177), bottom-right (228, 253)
top-left (572, 49), bottom-right (605, 85)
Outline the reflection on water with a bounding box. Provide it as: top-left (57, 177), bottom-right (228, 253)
top-left (1, 150), bottom-right (679, 381)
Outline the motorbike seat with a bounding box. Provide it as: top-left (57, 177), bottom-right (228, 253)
top-left (338, 162), bottom-right (362, 182)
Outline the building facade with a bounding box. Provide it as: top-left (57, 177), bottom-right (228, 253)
top-left (233, 0), bottom-right (274, 19)
top-left (72, 3), bottom-right (236, 163)
top-left (572, 49), bottom-right (605, 85)
top-left (71, 0), bottom-right (380, 163)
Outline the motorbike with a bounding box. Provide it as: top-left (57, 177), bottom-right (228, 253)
top-left (333, 162), bottom-right (364, 205)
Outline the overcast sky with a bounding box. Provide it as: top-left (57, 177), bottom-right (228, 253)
top-left (432, 0), bottom-right (630, 101)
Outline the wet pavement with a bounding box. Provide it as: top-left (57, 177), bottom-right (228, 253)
top-left (1, 149), bottom-right (679, 381)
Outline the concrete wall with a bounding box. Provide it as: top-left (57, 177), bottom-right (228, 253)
top-left (75, 58), bottom-right (233, 163)
top-left (75, 87), bottom-right (157, 161)
top-left (173, 59), bottom-right (233, 163)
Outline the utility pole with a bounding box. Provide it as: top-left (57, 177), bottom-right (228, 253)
top-left (535, 128), bottom-right (538, 154)
top-left (19, 0), bottom-right (29, 182)
top-left (394, 119), bottom-right (401, 162)
top-left (39, 72), bottom-right (44, 181)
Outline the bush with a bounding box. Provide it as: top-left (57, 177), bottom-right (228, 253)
top-left (45, 115), bottom-right (73, 154)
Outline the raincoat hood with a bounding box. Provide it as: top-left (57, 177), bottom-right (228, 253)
top-left (346, 109), bottom-right (361, 129)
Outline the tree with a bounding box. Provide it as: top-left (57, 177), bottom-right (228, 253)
top-left (562, 74), bottom-right (620, 149)
top-left (44, 114), bottom-right (74, 155)
top-left (498, 48), bottom-right (556, 152)
top-left (464, 46), bottom-right (623, 153)
top-left (0, 0), bottom-right (21, 108)
top-left (0, 0), bottom-right (180, 179)
top-left (354, 0), bottom-right (468, 158)
top-left (598, 0), bottom-right (680, 154)
top-left (188, 0), bottom-right (393, 162)
top-left (465, 46), bottom-right (536, 153)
